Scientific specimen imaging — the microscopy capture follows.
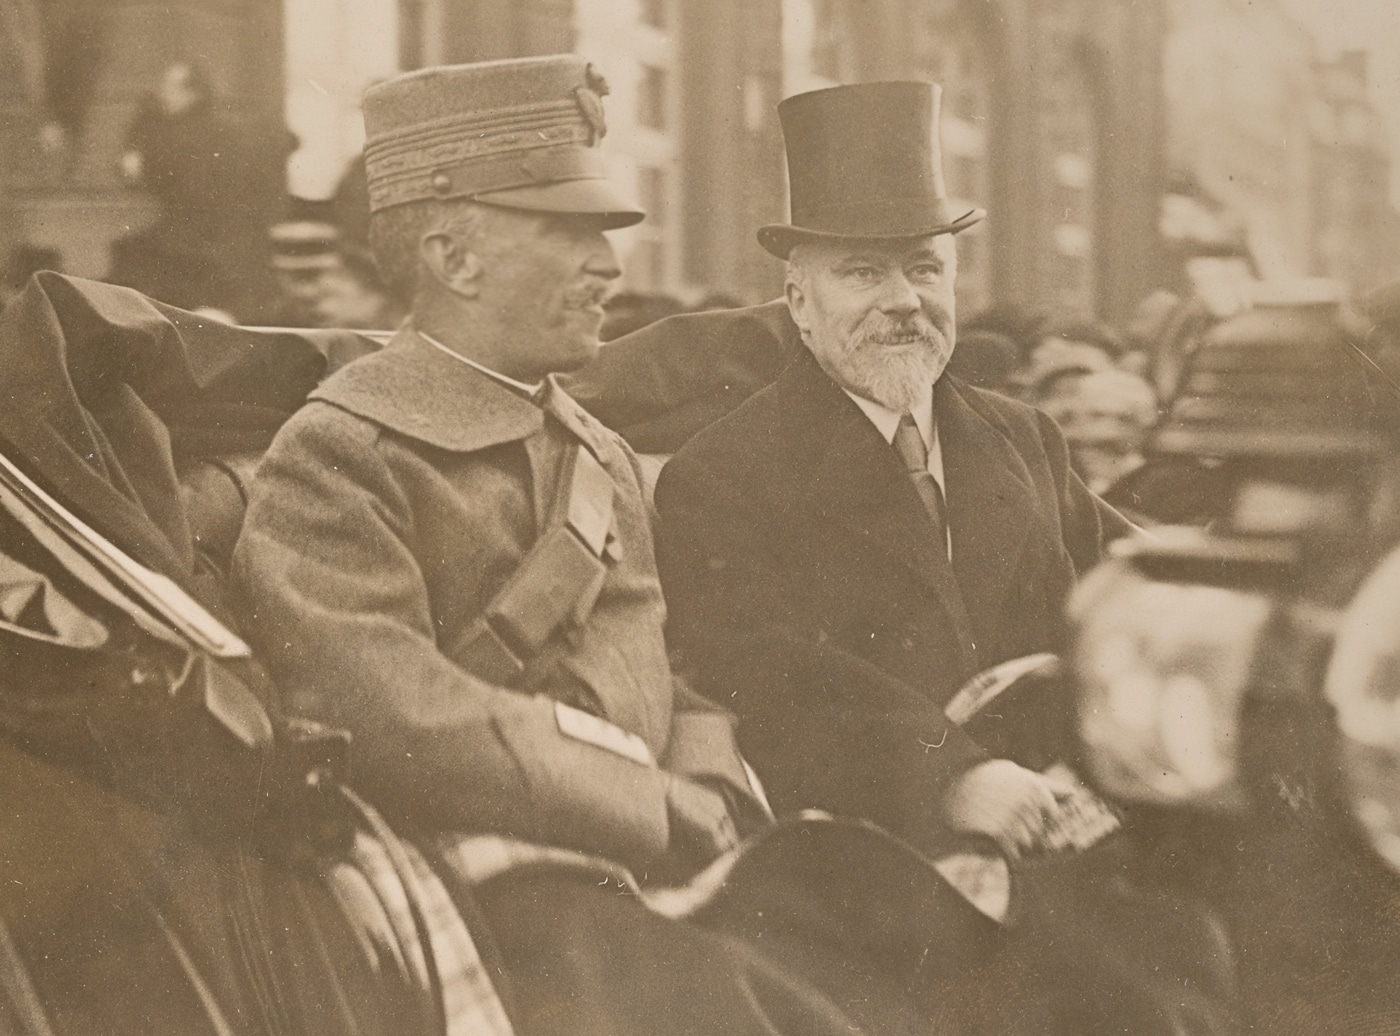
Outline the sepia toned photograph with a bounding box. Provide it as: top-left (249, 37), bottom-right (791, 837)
top-left (2, 1), bottom-right (1399, 1032)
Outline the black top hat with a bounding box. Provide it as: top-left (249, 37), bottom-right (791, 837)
top-left (758, 81), bottom-right (985, 259)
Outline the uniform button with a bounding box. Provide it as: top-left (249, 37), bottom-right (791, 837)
top-left (431, 171), bottom-right (452, 193)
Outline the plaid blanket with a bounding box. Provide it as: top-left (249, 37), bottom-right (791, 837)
top-left (348, 826), bottom-right (516, 1036)
top-left (346, 652), bottom-right (1123, 1034)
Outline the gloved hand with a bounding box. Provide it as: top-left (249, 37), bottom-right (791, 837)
top-left (663, 773), bottom-right (740, 871)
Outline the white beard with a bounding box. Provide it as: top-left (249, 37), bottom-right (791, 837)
top-left (815, 323), bottom-right (952, 413)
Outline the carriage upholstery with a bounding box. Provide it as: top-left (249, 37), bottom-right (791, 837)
top-left (0, 274), bottom-right (516, 1035)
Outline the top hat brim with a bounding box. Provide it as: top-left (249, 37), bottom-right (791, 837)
top-left (473, 178), bottom-right (645, 231)
top-left (757, 208), bottom-right (985, 260)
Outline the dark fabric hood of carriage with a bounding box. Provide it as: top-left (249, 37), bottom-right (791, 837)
top-left (0, 272), bottom-right (375, 611)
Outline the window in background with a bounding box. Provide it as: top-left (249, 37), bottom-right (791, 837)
top-left (639, 65), bottom-right (667, 130)
top-left (811, 0), bottom-right (842, 80)
top-left (914, 7), bottom-right (993, 313)
top-left (639, 165), bottom-right (667, 226)
top-left (1046, 69), bottom-right (1098, 311)
top-left (640, 0), bottom-right (667, 30)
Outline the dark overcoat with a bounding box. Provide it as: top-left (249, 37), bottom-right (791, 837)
top-left (654, 347), bottom-right (1132, 858)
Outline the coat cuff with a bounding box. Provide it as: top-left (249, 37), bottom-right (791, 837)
top-left (492, 695), bottom-right (670, 870)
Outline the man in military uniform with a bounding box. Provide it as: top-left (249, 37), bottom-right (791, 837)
top-left (230, 57), bottom-right (968, 1036)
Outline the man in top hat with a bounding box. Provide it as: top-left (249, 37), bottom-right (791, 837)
top-left (230, 58), bottom-right (984, 1036)
top-left (651, 81), bottom-right (1134, 862)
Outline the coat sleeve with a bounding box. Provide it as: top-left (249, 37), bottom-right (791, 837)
top-left (611, 427), bottom-right (773, 831)
top-left (230, 411), bottom-right (670, 871)
top-left (654, 457), bottom-right (987, 860)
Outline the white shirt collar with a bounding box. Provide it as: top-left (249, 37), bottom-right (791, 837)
top-left (417, 329), bottom-right (545, 396)
top-left (840, 378), bottom-right (940, 456)
top-left (842, 382), bottom-right (950, 556)
top-left (842, 382), bottom-right (934, 447)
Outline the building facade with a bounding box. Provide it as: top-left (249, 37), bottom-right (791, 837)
top-left (1164, 0), bottom-right (1400, 296)
top-left (379, 0), bottom-right (789, 303)
top-left (1310, 51), bottom-right (1398, 294)
top-left (374, 0), bottom-right (1172, 318)
top-left (777, 0), bottom-right (1170, 322)
top-left (5, 0), bottom-right (1395, 320)
top-left (1, 0), bottom-right (284, 283)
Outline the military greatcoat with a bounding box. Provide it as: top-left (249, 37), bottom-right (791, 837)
top-left (230, 327), bottom-right (759, 869)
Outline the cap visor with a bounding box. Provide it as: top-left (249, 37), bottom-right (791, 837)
top-left (757, 209), bottom-right (986, 259)
top-left (474, 178), bottom-right (645, 230)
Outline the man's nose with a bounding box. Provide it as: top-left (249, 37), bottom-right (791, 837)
top-left (878, 273), bottom-right (921, 315)
top-left (584, 233), bottom-right (622, 281)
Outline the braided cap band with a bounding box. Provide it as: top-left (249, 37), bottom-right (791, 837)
top-left (363, 55), bottom-right (643, 227)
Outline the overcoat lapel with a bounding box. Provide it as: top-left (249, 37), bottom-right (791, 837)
top-left (938, 376), bottom-right (1038, 654)
top-left (783, 354), bottom-right (978, 675)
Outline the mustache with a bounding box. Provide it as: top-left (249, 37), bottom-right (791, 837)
top-left (855, 313), bottom-right (948, 346)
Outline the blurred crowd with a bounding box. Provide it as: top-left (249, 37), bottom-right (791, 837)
top-left (947, 305), bottom-right (1167, 499)
top-left (3, 58), bottom-right (1400, 514)
top-left (1, 58), bottom-right (392, 332)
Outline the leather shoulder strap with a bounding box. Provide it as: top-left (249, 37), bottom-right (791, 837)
top-left (448, 443), bottom-right (617, 685)
top-left (556, 444), bottom-right (614, 558)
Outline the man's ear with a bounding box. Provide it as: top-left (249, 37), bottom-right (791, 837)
top-left (421, 230), bottom-right (483, 299)
top-left (785, 277), bottom-right (810, 338)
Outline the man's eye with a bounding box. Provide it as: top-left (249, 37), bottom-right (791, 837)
top-left (846, 266), bottom-right (880, 281)
top-left (909, 264), bottom-right (943, 280)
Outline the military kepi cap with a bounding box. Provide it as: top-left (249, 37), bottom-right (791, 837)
top-left (362, 55), bottom-right (644, 229)
top-left (758, 81), bottom-right (985, 259)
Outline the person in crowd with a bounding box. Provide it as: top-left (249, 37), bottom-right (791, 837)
top-left (308, 244), bottom-right (402, 330)
top-left (653, 81), bottom-right (1133, 863)
top-left (120, 61), bottom-right (229, 222)
top-left (943, 327), bottom-right (1019, 395)
top-left (263, 217), bottom-right (402, 331)
top-left (113, 59), bottom-right (290, 315)
top-left (959, 302), bottom-right (1046, 365)
top-left (264, 218), bottom-right (343, 327)
top-left (229, 56), bottom-right (979, 1036)
top-left (1032, 364), bottom-right (1159, 494)
top-left (1013, 314), bottom-right (1123, 400)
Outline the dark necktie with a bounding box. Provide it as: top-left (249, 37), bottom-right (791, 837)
top-left (893, 413), bottom-right (948, 551)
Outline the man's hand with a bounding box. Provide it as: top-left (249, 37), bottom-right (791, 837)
top-left (942, 759), bottom-right (1078, 859)
top-left (664, 774), bottom-right (740, 870)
